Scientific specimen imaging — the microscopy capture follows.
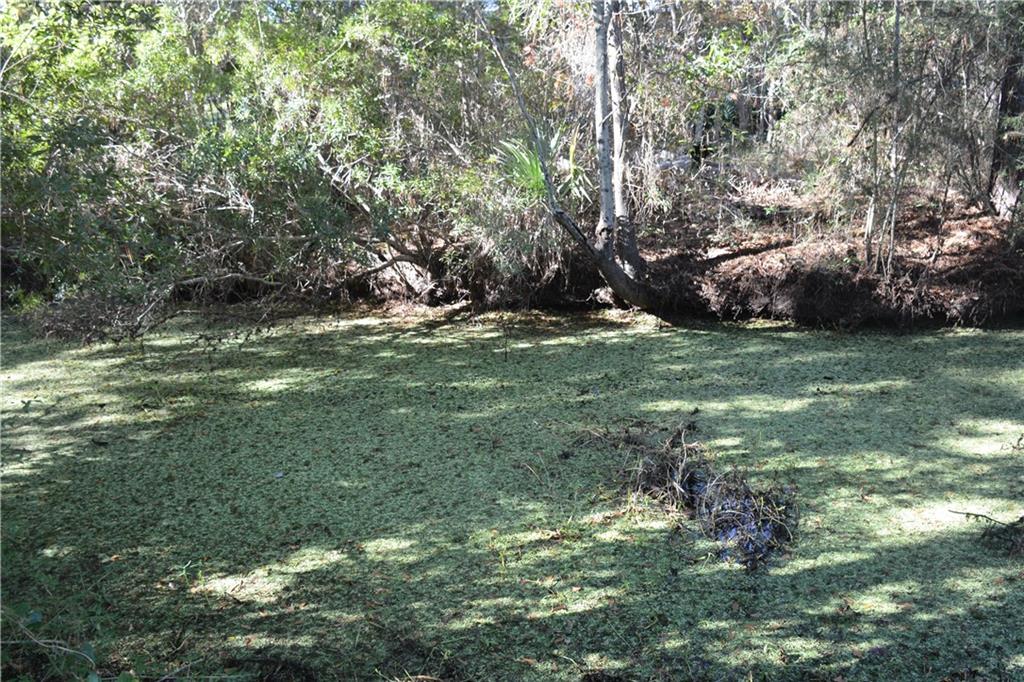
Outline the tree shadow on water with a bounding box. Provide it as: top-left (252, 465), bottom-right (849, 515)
top-left (2, 316), bottom-right (1022, 680)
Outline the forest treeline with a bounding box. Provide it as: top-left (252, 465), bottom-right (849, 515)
top-left (2, 0), bottom-right (1022, 336)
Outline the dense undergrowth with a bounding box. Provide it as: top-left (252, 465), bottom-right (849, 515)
top-left (2, 312), bottom-right (1022, 680)
top-left (4, 2), bottom-right (1021, 337)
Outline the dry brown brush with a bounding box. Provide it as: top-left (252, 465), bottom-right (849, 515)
top-left (585, 420), bottom-right (798, 570)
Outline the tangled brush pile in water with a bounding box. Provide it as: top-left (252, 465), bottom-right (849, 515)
top-left (989, 517), bottom-right (1024, 556)
top-left (588, 420), bottom-right (798, 570)
top-left (953, 511), bottom-right (1024, 557)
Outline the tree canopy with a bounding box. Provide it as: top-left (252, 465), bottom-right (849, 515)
top-left (2, 0), bottom-right (1022, 334)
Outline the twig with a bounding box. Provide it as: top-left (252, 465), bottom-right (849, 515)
top-left (517, 461), bottom-right (543, 484)
top-left (4, 622), bottom-right (96, 667)
top-left (949, 510), bottom-right (1009, 526)
top-left (157, 658), bottom-right (201, 681)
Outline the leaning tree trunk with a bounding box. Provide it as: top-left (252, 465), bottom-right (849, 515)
top-left (988, 47), bottom-right (1023, 222)
top-left (481, 0), bottom-right (655, 310)
top-left (589, 0), bottom-right (653, 308)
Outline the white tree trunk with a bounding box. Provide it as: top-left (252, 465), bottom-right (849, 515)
top-left (482, 2), bottom-right (654, 310)
top-left (608, 0), bottom-right (645, 276)
top-left (593, 0), bottom-right (616, 261)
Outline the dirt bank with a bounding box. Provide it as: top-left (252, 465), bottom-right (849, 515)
top-left (688, 208), bottom-right (1023, 327)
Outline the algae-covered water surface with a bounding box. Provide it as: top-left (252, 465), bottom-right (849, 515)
top-left (2, 313), bottom-right (1022, 680)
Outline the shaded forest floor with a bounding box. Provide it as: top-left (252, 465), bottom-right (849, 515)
top-left (2, 314), bottom-right (1023, 681)
top-left (642, 193), bottom-right (1024, 327)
